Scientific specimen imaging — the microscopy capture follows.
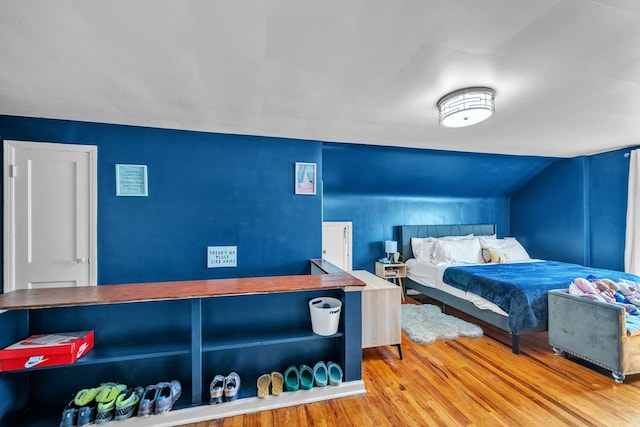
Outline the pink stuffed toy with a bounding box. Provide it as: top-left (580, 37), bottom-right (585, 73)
top-left (569, 277), bottom-right (639, 315)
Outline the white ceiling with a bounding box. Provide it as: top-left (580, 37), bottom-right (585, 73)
top-left (1, 0), bottom-right (640, 158)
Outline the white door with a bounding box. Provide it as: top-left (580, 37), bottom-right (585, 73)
top-left (322, 221), bottom-right (352, 271)
top-left (3, 140), bottom-right (97, 292)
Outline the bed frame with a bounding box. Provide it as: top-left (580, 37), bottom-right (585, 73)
top-left (399, 224), bottom-right (546, 354)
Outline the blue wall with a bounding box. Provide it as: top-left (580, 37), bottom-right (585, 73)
top-left (2, 115), bottom-right (633, 280)
top-left (0, 116), bottom-right (323, 284)
top-left (589, 148), bottom-right (632, 271)
top-left (511, 147), bottom-right (638, 270)
top-left (322, 143), bottom-right (557, 271)
top-left (511, 157), bottom-right (588, 264)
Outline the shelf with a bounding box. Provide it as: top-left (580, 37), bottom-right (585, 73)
top-left (203, 327), bottom-right (342, 352)
top-left (1, 341), bottom-right (191, 374)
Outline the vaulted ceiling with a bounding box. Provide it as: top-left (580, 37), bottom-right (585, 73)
top-left (1, 1), bottom-right (639, 158)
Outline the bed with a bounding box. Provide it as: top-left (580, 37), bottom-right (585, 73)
top-left (399, 224), bottom-right (640, 354)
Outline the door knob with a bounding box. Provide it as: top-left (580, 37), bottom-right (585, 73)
top-left (76, 258), bottom-right (88, 264)
top-left (322, 249), bottom-right (327, 254)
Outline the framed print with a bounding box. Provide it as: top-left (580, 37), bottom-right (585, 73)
top-left (116, 164), bottom-right (148, 196)
top-left (295, 162), bottom-right (316, 195)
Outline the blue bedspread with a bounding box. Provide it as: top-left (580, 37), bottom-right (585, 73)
top-left (443, 261), bottom-right (640, 334)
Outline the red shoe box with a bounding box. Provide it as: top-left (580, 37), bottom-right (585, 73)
top-left (0, 330), bottom-right (94, 372)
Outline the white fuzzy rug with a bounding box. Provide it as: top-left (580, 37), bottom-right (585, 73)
top-left (401, 304), bottom-right (484, 344)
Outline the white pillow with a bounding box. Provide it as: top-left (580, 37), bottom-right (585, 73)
top-left (411, 238), bottom-right (437, 262)
top-left (431, 238), bottom-right (483, 264)
top-left (411, 234), bottom-right (475, 262)
top-left (479, 237), bottom-right (530, 261)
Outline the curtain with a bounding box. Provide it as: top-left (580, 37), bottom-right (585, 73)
top-left (625, 149), bottom-right (640, 274)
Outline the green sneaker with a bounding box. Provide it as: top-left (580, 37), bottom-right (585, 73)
top-left (74, 387), bottom-right (101, 427)
top-left (95, 383), bottom-right (126, 424)
top-left (114, 387), bottom-right (144, 420)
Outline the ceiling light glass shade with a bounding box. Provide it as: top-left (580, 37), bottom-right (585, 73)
top-left (437, 87), bottom-right (495, 128)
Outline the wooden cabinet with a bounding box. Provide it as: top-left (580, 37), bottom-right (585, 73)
top-left (350, 270), bottom-right (402, 359)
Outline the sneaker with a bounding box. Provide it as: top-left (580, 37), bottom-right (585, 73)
top-left (209, 375), bottom-right (225, 404)
top-left (155, 380), bottom-right (181, 415)
top-left (59, 399), bottom-right (78, 427)
top-left (137, 385), bottom-right (158, 417)
top-left (223, 372), bottom-right (240, 402)
top-left (95, 383), bottom-right (126, 424)
top-left (114, 387), bottom-right (144, 420)
top-left (74, 387), bottom-right (101, 427)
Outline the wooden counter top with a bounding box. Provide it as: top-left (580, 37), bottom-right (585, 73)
top-left (0, 272), bottom-right (365, 311)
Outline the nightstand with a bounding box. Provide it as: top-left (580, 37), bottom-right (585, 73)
top-left (375, 261), bottom-right (407, 302)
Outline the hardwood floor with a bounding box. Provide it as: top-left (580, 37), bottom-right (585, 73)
top-left (180, 297), bottom-right (640, 426)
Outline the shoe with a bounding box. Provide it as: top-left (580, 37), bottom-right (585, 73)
top-left (155, 380), bottom-right (182, 414)
top-left (299, 365), bottom-right (314, 390)
top-left (313, 361), bottom-right (328, 387)
top-left (77, 403), bottom-right (96, 427)
top-left (284, 365), bottom-right (299, 391)
top-left (223, 372), bottom-right (240, 402)
top-left (137, 385), bottom-right (158, 417)
top-left (209, 375), bottom-right (225, 404)
top-left (74, 387), bottom-right (100, 427)
top-left (270, 371), bottom-right (284, 396)
top-left (327, 362), bottom-right (343, 386)
top-left (95, 383), bottom-right (126, 424)
top-left (59, 399), bottom-right (78, 427)
top-left (257, 373), bottom-right (270, 398)
top-left (114, 386), bottom-right (144, 420)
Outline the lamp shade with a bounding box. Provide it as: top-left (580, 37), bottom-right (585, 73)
top-left (437, 87), bottom-right (495, 128)
top-left (385, 240), bottom-right (397, 254)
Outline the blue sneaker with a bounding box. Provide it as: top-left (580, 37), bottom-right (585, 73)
top-left (137, 384), bottom-right (158, 417)
top-left (155, 380), bottom-right (182, 414)
top-left (59, 400), bottom-right (77, 427)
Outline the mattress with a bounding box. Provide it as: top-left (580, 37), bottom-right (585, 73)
top-left (406, 258), bottom-right (508, 316)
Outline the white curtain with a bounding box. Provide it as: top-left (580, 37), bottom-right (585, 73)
top-left (625, 149), bottom-right (640, 274)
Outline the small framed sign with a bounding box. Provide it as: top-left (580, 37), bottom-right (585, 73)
top-left (207, 246), bottom-right (237, 268)
top-left (116, 164), bottom-right (148, 197)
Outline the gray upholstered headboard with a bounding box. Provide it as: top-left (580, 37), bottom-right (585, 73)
top-left (399, 224), bottom-right (496, 262)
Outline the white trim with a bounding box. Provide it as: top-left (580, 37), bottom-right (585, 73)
top-left (115, 380), bottom-right (366, 426)
top-left (3, 140), bottom-right (98, 292)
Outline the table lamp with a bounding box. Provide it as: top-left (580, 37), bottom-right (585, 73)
top-left (385, 240), bottom-right (397, 262)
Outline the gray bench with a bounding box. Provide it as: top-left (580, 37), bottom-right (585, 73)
top-left (548, 289), bottom-right (640, 383)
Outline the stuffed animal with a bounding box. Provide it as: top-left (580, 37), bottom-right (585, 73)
top-left (481, 247), bottom-right (507, 263)
top-left (570, 277), bottom-right (639, 315)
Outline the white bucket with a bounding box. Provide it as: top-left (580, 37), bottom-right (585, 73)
top-left (308, 297), bottom-right (342, 336)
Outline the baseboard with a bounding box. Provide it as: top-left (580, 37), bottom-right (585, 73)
top-left (118, 380), bottom-right (367, 426)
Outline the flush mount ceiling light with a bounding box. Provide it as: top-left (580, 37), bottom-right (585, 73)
top-left (437, 87), bottom-right (495, 128)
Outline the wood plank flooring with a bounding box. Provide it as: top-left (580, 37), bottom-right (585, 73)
top-left (180, 297), bottom-right (640, 426)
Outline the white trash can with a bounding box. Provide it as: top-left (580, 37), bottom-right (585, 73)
top-left (308, 297), bottom-right (342, 336)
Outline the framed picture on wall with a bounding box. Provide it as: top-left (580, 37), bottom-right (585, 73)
top-left (116, 164), bottom-right (148, 196)
top-left (295, 162), bottom-right (316, 195)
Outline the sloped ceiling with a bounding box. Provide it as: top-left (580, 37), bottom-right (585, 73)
top-left (1, 1), bottom-right (640, 158)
